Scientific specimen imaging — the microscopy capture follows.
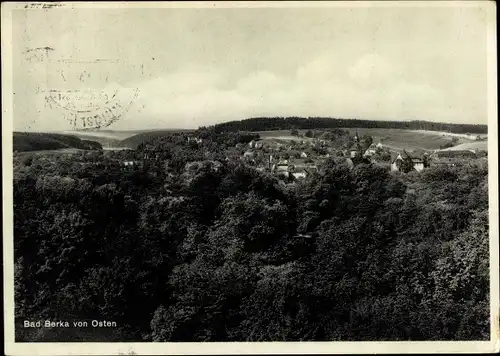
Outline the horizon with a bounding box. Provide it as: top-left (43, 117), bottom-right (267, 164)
top-left (14, 115), bottom-right (488, 135)
top-left (12, 3), bottom-right (491, 131)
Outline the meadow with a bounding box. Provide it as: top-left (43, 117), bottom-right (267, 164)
top-left (343, 128), bottom-right (476, 151)
top-left (257, 128), bottom-right (482, 152)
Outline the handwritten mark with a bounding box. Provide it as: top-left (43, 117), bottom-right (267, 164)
top-left (24, 47), bottom-right (54, 63)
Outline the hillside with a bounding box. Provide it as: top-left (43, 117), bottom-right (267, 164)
top-left (440, 141), bottom-right (488, 152)
top-left (58, 130), bottom-right (147, 148)
top-left (118, 129), bottom-right (194, 149)
top-left (13, 132), bottom-right (102, 152)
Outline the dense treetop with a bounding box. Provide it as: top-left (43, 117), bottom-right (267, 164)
top-left (14, 133), bottom-right (489, 341)
top-left (208, 117), bottom-right (487, 134)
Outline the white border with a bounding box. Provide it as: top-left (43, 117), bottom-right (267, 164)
top-left (2, 1), bottom-right (499, 355)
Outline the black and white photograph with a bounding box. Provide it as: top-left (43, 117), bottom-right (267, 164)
top-left (2, 1), bottom-right (498, 355)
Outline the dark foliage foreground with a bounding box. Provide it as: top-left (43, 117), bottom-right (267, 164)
top-left (13, 137), bottom-right (489, 341)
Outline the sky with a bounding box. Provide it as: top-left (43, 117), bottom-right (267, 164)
top-left (11, 3), bottom-right (492, 131)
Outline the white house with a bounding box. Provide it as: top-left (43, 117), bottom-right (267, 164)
top-left (363, 143), bottom-right (378, 157)
top-left (249, 139), bottom-right (263, 149)
top-left (187, 136), bottom-right (202, 144)
top-left (122, 161), bottom-right (137, 166)
top-left (273, 163), bottom-right (290, 178)
top-left (292, 171), bottom-right (307, 180)
top-left (391, 151), bottom-right (426, 172)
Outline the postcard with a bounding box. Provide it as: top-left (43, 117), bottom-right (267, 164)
top-left (2, 1), bottom-right (498, 355)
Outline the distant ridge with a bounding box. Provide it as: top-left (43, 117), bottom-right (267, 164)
top-left (13, 132), bottom-right (102, 152)
top-left (118, 129), bottom-right (194, 149)
top-left (209, 117), bottom-right (487, 134)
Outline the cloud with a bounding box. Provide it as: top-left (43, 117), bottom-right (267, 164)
top-left (22, 52), bottom-right (478, 131)
top-left (236, 71), bottom-right (286, 95)
top-left (348, 53), bottom-right (399, 90)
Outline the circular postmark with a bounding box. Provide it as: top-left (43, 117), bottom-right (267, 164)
top-left (44, 87), bottom-right (139, 130)
top-left (27, 50), bottom-right (141, 130)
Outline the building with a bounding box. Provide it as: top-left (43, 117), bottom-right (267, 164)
top-left (363, 143), bottom-right (378, 157)
top-left (291, 169), bottom-right (307, 180)
top-left (353, 129), bottom-right (360, 142)
top-left (391, 151), bottom-right (429, 172)
top-left (349, 143), bottom-right (363, 158)
top-left (187, 136), bottom-right (203, 144)
top-left (122, 160), bottom-right (142, 170)
top-left (432, 149), bottom-right (477, 159)
top-left (248, 139), bottom-right (263, 149)
top-left (273, 163), bottom-right (290, 178)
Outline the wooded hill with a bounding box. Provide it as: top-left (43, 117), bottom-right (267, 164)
top-left (119, 129), bottom-right (194, 149)
top-left (13, 132), bottom-right (102, 152)
top-left (209, 117), bottom-right (487, 134)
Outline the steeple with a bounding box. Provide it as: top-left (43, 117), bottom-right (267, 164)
top-left (354, 129), bottom-right (359, 142)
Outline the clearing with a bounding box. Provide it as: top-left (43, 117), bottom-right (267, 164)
top-left (255, 128), bottom-right (485, 152)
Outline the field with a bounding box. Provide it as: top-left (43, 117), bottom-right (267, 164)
top-left (343, 128), bottom-right (480, 151)
top-left (19, 127), bottom-right (487, 153)
top-left (440, 141), bottom-right (488, 152)
top-left (256, 128), bottom-right (483, 152)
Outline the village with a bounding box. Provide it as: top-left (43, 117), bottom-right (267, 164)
top-left (119, 128), bottom-right (487, 184)
top-left (232, 129), bottom-right (486, 182)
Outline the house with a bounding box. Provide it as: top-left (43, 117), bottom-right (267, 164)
top-left (353, 129), bottom-right (360, 142)
top-left (349, 143), bottom-right (363, 158)
top-left (363, 143), bottom-right (378, 157)
top-left (273, 163), bottom-right (290, 178)
top-left (122, 160), bottom-right (141, 170)
top-left (300, 151), bottom-right (308, 158)
top-left (248, 139), bottom-right (263, 149)
top-left (432, 161), bottom-right (456, 167)
top-left (391, 151), bottom-right (429, 172)
top-left (187, 136), bottom-right (202, 144)
top-left (432, 149), bottom-right (477, 159)
top-left (291, 169), bottom-right (307, 180)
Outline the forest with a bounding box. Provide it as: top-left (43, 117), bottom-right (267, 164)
top-left (209, 117), bottom-right (488, 134)
top-left (13, 132), bottom-right (103, 152)
top-left (14, 130), bottom-right (489, 342)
